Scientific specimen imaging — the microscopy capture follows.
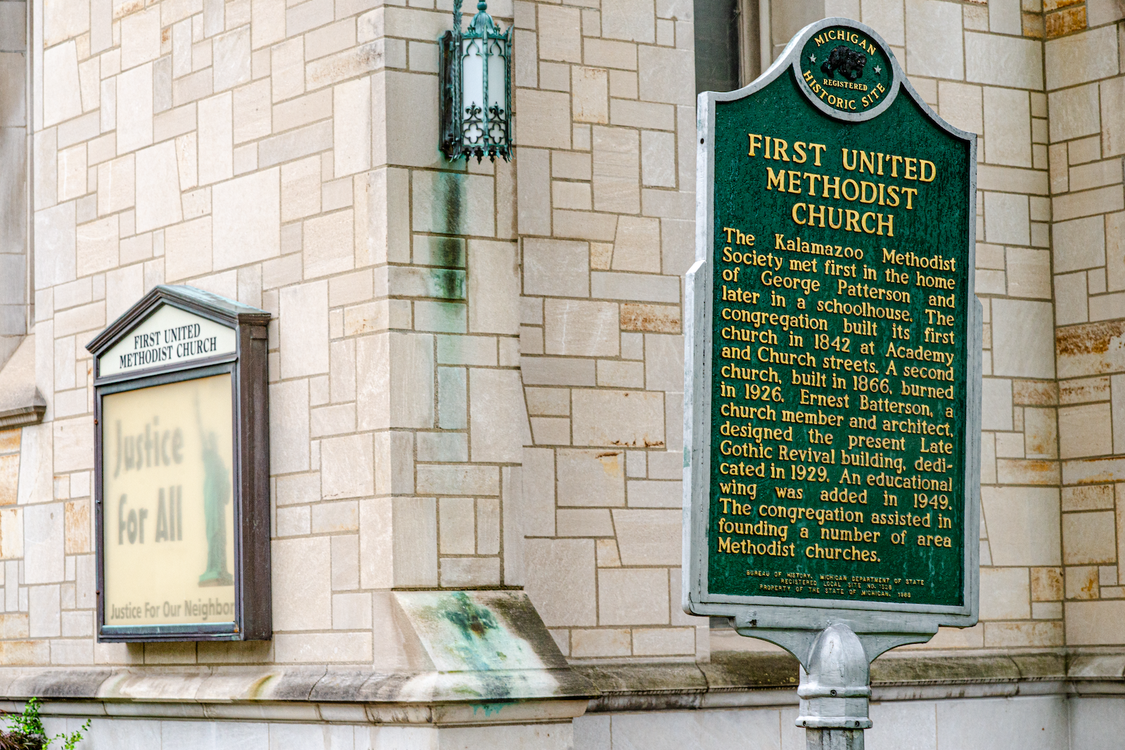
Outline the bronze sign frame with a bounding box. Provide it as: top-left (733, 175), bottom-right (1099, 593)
top-left (87, 285), bottom-right (272, 642)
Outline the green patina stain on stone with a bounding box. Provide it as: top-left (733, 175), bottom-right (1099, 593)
top-left (435, 592), bottom-right (513, 700)
top-left (416, 236), bottom-right (467, 269)
top-left (437, 171), bottom-right (466, 236)
top-left (427, 269), bottom-right (466, 300)
top-left (443, 591), bottom-right (500, 641)
top-left (471, 702), bottom-right (511, 717)
top-left (405, 592), bottom-right (552, 701)
top-left (432, 237), bottom-right (467, 268)
top-left (426, 175), bottom-right (469, 316)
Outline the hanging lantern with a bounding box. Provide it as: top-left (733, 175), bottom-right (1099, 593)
top-left (440, 0), bottom-right (513, 162)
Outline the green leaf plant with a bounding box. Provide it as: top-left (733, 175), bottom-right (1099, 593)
top-left (2, 698), bottom-right (90, 750)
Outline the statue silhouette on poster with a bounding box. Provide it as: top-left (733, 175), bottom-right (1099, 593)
top-left (196, 395), bottom-right (233, 587)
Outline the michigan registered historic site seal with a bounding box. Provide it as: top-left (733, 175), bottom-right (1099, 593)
top-left (795, 22), bottom-right (898, 121)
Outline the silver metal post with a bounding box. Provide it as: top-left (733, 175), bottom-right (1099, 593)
top-left (805, 729), bottom-right (865, 750)
top-left (795, 623), bottom-right (872, 750)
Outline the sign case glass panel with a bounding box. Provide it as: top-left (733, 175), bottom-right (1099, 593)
top-left (102, 374), bottom-right (237, 627)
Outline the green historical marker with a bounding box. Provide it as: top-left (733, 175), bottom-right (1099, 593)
top-left (684, 19), bottom-right (981, 745)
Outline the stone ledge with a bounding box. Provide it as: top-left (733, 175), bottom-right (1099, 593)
top-left (0, 664), bottom-right (594, 704)
top-left (0, 336), bottom-right (44, 430)
top-left (577, 648), bottom-right (1125, 712)
top-left (5, 649), bottom-right (1125, 722)
top-left (0, 591), bottom-right (598, 726)
top-left (0, 664), bottom-right (594, 726)
top-left (0, 694), bottom-right (591, 726)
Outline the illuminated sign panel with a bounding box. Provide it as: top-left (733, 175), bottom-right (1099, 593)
top-left (102, 375), bottom-right (237, 626)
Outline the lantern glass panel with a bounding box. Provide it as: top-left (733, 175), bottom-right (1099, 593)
top-left (461, 38), bottom-right (485, 143)
top-left (487, 42), bottom-right (504, 113)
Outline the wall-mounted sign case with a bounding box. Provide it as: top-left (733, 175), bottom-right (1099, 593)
top-left (87, 286), bottom-right (271, 642)
top-left (684, 18), bottom-right (981, 641)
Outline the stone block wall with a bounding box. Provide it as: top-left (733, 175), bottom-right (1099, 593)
top-left (0, 0), bottom-right (28, 370)
top-left (2, 0), bottom-right (1125, 679)
top-left (12, 0), bottom-right (531, 668)
top-left (511, 0), bottom-right (704, 660)
top-left (1042, 5), bottom-right (1125, 645)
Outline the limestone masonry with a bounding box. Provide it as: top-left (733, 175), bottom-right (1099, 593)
top-left (0, 0), bottom-right (1123, 747)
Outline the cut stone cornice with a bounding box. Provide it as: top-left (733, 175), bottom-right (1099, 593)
top-left (0, 336), bottom-right (45, 430)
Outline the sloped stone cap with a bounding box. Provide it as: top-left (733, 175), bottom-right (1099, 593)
top-left (0, 336), bottom-right (45, 429)
top-left (0, 591), bottom-right (595, 724)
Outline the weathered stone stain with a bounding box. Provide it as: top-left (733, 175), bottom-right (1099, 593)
top-left (1046, 5), bottom-right (1087, 37)
top-left (1057, 320), bottom-right (1125, 356)
top-left (620, 303), bottom-right (682, 333)
top-left (307, 43), bottom-right (384, 89)
top-left (113, 0), bottom-right (144, 19)
top-left (1043, 0), bottom-right (1084, 10)
top-left (1022, 12), bottom-right (1045, 39)
top-left (247, 674), bottom-right (276, 700)
top-left (438, 593), bottom-right (515, 700)
top-left (997, 458), bottom-right (1059, 485)
top-left (423, 175), bottom-right (470, 326)
top-left (1012, 380), bottom-right (1058, 407)
top-left (1059, 377), bottom-right (1109, 404)
top-left (0, 429), bottom-right (19, 453)
top-left (1075, 469), bottom-right (1121, 485)
top-left (0, 454), bottom-right (18, 506)
top-left (64, 499), bottom-right (89, 553)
